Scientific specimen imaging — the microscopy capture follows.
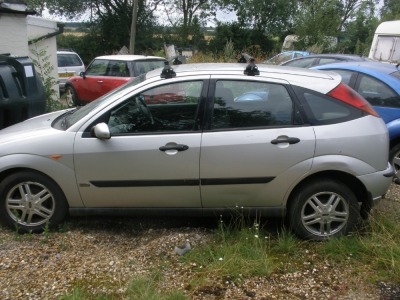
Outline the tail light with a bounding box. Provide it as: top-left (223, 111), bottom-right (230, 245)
top-left (328, 83), bottom-right (379, 117)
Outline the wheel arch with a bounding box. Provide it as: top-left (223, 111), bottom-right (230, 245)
top-left (287, 170), bottom-right (368, 211)
top-left (390, 137), bottom-right (400, 152)
top-left (0, 167), bottom-right (68, 203)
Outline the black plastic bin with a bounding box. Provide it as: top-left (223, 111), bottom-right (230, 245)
top-left (0, 54), bottom-right (46, 129)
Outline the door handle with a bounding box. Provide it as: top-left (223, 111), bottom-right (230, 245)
top-left (97, 80), bottom-right (103, 83)
top-left (159, 144), bottom-right (189, 152)
top-left (271, 137), bottom-right (300, 145)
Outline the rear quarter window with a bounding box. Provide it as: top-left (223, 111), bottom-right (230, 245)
top-left (293, 86), bottom-right (364, 125)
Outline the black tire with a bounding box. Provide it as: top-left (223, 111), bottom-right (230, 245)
top-left (389, 143), bottom-right (400, 184)
top-left (65, 85), bottom-right (78, 107)
top-left (288, 179), bottom-right (359, 241)
top-left (0, 171), bottom-right (68, 233)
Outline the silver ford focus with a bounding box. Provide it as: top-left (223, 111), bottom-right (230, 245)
top-left (0, 62), bottom-right (393, 240)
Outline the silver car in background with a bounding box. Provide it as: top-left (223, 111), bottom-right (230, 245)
top-left (0, 62), bottom-right (393, 240)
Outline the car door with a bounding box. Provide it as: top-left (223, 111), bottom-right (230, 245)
top-left (99, 60), bottom-right (131, 96)
top-left (76, 59), bottom-right (110, 101)
top-left (73, 78), bottom-right (208, 208)
top-left (200, 78), bottom-right (316, 209)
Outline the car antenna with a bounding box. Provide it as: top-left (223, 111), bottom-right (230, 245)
top-left (244, 58), bottom-right (260, 76)
top-left (160, 61), bottom-right (176, 79)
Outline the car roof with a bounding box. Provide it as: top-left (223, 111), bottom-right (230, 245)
top-left (145, 62), bottom-right (341, 94)
top-left (313, 61), bottom-right (400, 75)
top-left (313, 61), bottom-right (400, 93)
top-left (291, 53), bottom-right (367, 60)
top-left (57, 50), bottom-right (79, 54)
top-left (281, 54), bottom-right (370, 66)
top-left (94, 55), bottom-right (166, 61)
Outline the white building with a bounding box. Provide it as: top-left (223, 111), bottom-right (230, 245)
top-left (0, 0), bottom-right (62, 95)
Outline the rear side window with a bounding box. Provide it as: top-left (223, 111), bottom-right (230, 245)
top-left (211, 80), bottom-right (300, 129)
top-left (134, 60), bottom-right (166, 76)
top-left (294, 86), bottom-right (365, 125)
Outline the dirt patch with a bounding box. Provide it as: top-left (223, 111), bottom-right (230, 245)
top-left (0, 185), bottom-right (399, 299)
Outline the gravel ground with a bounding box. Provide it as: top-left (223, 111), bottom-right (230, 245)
top-left (0, 185), bottom-right (400, 300)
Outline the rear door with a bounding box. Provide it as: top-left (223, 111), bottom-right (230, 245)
top-left (200, 77), bottom-right (316, 209)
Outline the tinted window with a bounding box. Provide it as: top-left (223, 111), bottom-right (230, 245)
top-left (295, 87), bottom-right (364, 125)
top-left (212, 80), bottom-right (295, 129)
top-left (107, 81), bottom-right (203, 134)
top-left (357, 74), bottom-right (399, 107)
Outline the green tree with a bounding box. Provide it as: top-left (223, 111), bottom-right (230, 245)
top-left (219, 0), bottom-right (296, 36)
top-left (339, 1), bottom-right (378, 55)
top-left (27, 0), bottom-right (162, 55)
top-left (380, 0), bottom-right (400, 21)
top-left (160, 0), bottom-right (219, 44)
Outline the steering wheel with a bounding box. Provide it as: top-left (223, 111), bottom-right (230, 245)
top-left (135, 95), bottom-right (154, 124)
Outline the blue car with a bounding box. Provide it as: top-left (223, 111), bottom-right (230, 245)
top-left (312, 62), bottom-right (400, 182)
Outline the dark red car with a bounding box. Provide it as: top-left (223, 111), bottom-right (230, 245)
top-left (64, 55), bottom-right (166, 106)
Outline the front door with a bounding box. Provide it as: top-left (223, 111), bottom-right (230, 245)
top-left (73, 79), bottom-right (207, 208)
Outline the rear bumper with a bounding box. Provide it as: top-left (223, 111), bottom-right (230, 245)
top-left (358, 161), bottom-right (394, 205)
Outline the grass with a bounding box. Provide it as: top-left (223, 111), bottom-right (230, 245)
top-left (315, 214), bottom-right (399, 283)
top-left (56, 207), bottom-right (400, 299)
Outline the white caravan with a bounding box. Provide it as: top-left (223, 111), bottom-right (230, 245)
top-left (369, 20), bottom-right (400, 64)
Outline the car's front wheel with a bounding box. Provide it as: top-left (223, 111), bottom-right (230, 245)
top-left (0, 171), bottom-right (68, 233)
top-left (288, 179), bottom-right (359, 240)
top-left (65, 85), bottom-right (78, 107)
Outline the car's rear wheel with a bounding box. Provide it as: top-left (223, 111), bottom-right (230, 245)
top-left (0, 171), bottom-right (68, 233)
top-left (389, 143), bottom-right (400, 184)
top-left (65, 85), bottom-right (78, 107)
top-left (288, 179), bottom-right (359, 240)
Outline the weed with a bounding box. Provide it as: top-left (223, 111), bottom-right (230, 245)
top-left (126, 272), bottom-right (188, 300)
top-left (41, 222), bottom-right (51, 244)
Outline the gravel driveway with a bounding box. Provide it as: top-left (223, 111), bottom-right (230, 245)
top-left (0, 185), bottom-right (399, 300)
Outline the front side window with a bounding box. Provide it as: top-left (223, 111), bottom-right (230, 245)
top-left (86, 59), bottom-right (109, 76)
top-left (107, 81), bottom-right (203, 134)
top-left (212, 80), bottom-right (294, 129)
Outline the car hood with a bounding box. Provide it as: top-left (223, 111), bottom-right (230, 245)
top-left (0, 110), bottom-right (68, 144)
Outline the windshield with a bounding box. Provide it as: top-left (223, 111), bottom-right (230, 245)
top-left (60, 74), bottom-right (146, 129)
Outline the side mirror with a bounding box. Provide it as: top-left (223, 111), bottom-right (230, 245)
top-left (80, 71), bottom-right (86, 78)
top-left (93, 122), bottom-right (111, 139)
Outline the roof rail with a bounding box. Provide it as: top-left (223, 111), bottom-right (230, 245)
top-left (244, 59), bottom-right (260, 76)
top-left (160, 61), bottom-right (176, 79)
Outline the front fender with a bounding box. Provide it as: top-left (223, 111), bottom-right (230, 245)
top-left (0, 154), bottom-right (84, 207)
